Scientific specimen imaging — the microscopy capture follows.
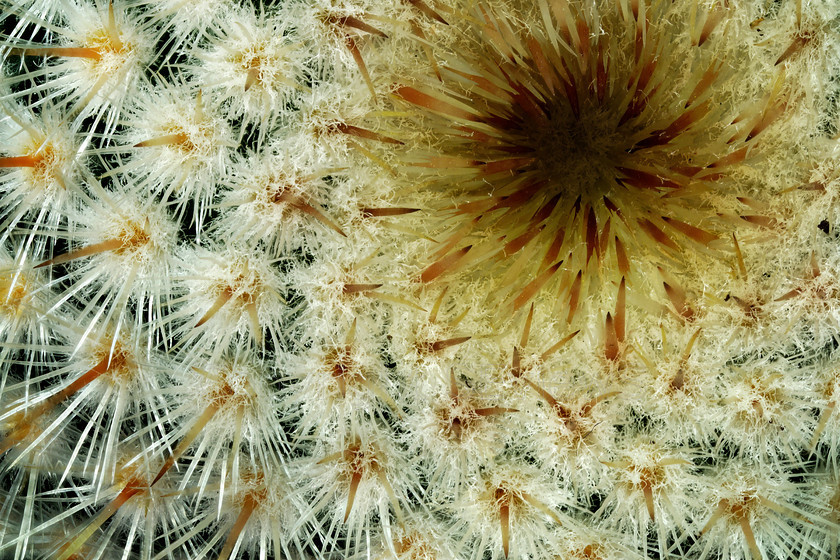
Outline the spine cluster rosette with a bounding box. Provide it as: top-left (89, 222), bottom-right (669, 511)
top-left (393, 0), bottom-right (793, 328)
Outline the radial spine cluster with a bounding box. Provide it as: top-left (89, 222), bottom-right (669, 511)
top-left (2, 0), bottom-right (840, 559)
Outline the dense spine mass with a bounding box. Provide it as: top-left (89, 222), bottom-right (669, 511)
top-left (2, 1), bottom-right (840, 559)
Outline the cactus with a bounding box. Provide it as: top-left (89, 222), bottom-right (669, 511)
top-left (2, 0), bottom-right (840, 559)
